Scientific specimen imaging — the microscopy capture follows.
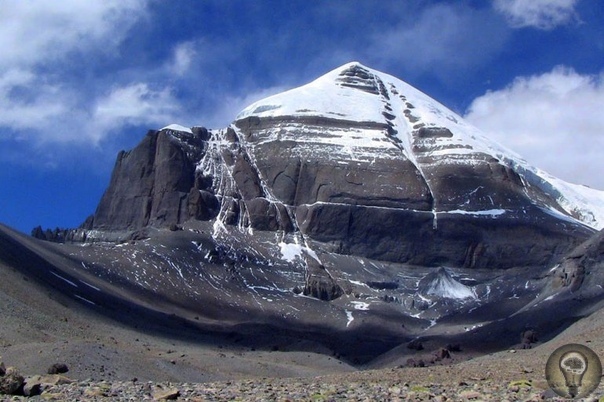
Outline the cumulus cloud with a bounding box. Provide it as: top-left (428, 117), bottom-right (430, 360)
top-left (0, 0), bottom-right (145, 68)
top-left (465, 66), bottom-right (604, 189)
top-left (493, 0), bottom-right (579, 30)
top-left (0, 1), bottom-right (174, 148)
top-left (0, 70), bottom-right (67, 133)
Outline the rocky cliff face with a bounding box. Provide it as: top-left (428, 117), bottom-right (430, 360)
top-left (92, 127), bottom-right (216, 231)
top-left (85, 63), bottom-right (598, 270)
top-left (549, 228), bottom-right (604, 293)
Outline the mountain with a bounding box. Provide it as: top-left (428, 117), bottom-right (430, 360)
top-left (85, 62), bottom-right (601, 267)
top-left (13, 62), bottom-right (604, 372)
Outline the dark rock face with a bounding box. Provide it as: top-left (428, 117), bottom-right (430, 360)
top-left (231, 118), bottom-right (591, 268)
top-left (92, 128), bottom-right (210, 231)
top-left (187, 189), bottom-right (219, 221)
top-left (551, 228), bottom-right (604, 292)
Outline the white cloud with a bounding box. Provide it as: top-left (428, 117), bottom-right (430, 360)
top-left (370, 3), bottom-right (509, 73)
top-left (493, 0), bottom-right (579, 30)
top-left (0, 68), bottom-right (74, 141)
top-left (465, 66), bottom-right (604, 189)
top-left (0, 1), bottom-right (183, 148)
top-left (0, 0), bottom-right (145, 68)
top-left (91, 83), bottom-right (183, 142)
top-left (167, 42), bottom-right (197, 77)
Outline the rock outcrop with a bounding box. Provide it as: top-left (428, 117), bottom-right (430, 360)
top-left (0, 366), bottom-right (24, 396)
top-left (91, 127), bottom-right (215, 231)
top-left (551, 228), bottom-right (604, 293)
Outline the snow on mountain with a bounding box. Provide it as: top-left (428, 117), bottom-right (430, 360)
top-left (237, 62), bottom-right (604, 230)
top-left (161, 123), bottom-right (192, 133)
top-left (420, 267), bottom-right (477, 300)
top-left (523, 167), bottom-right (604, 230)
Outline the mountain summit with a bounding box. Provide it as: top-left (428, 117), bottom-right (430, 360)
top-left (22, 63), bottom-right (604, 365)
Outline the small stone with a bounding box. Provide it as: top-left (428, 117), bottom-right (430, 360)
top-left (459, 390), bottom-right (482, 399)
top-left (388, 386), bottom-right (401, 395)
top-left (47, 363), bottom-right (69, 375)
top-left (434, 348), bottom-right (451, 360)
top-left (154, 387), bottom-right (181, 400)
top-left (85, 386), bottom-right (108, 397)
top-left (51, 375), bottom-right (75, 386)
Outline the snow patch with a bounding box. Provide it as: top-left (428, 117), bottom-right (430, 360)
top-left (51, 272), bottom-right (78, 288)
top-left (345, 310), bottom-right (354, 327)
top-left (73, 294), bottom-right (96, 305)
top-left (80, 280), bottom-right (100, 291)
top-left (279, 242), bottom-right (321, 263)
top-left (350, 301), bottom-right (370, 310)
top-left (279, 242), bottom-right (303, 262)
top-left (422, 268), bottom-right (477, 300)
top-left (161, 124), bottom-right (192, 133)
top-left (443, 209), bottom-right (506, 217)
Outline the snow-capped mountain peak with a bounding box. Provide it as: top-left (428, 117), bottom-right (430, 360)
top-left (237, 62), bottom-right (604, 230)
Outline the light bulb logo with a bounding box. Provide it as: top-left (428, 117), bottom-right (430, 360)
top-left (559, 351), bottom-right (587, 398)
top-left (546, 343), bottom-right (602, 399)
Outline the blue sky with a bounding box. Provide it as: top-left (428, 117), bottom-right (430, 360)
top-left (1, 0), bottom-right (603, 233)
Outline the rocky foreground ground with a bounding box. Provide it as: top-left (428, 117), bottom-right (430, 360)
top-left (1, 372), bottom-right (603, 401)
top-left (3, 347), bottom-right (604, 401)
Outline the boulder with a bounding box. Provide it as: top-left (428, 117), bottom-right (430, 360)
top-left (407, 339), bottom-right (424, 351)
top-left (22, 381), bottom-right (41, 397)
top-left (47, 363), bottom-right (69, 375)
top-left (0, 367), bottom-right (24, 395)
top-left (302, 256), bottom-right (343, 301)
top-left (434, 348), bottom-right (451, 360)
